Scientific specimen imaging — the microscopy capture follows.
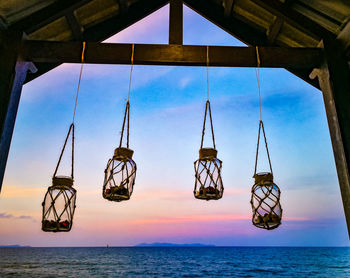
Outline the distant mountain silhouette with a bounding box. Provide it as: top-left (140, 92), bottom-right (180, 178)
top-left (0, 244), bottom-right (31, 247)
top-left (135, 242), bottom-right (215, 247)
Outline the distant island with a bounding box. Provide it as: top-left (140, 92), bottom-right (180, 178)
top-left (0, 244), bottom-right (31, 248)
top-left (135, 242), bottom-right (215, 247)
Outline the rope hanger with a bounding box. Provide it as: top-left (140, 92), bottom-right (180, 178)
top-left (54, 41), bottom-right (86, 179)
top-left (200, 46), bottom-right (216, 150)
top-left (119, 44), bottom-right (134, 149)
top-left (254, 46), bottom-right (273, 175)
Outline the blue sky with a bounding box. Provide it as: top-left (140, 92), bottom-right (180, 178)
top-left (0, 4), bottom-right (348, 246)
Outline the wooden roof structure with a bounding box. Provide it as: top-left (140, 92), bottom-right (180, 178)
top-left (0, 0), bottom-right (350, 238)
top-left (1, 0), bottom-right (349, 86)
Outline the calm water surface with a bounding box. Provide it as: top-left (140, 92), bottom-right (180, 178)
top-left (0, 247), bottom-right (349, 277)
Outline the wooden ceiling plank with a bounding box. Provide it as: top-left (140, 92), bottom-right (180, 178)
top-left (337, 19), bottom-right (350, 59)
top-left (249, 0), bottom-right (335, 40)
top-left (9, 0), bottom-right (93, 34)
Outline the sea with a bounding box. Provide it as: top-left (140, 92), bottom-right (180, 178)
top-left (0, 247), bottom-right (350, 277)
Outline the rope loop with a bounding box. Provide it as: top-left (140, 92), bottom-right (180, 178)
top-left (53, 41), bottom-right (85, 180)
top-left (119, 101), bottom-right (131, 149)
top-left (200, 100), bottom-right (216, 149)
top-left (254, 120), bottom-right (273, 175)
top-left (53, 123), bottom-right (75, 179)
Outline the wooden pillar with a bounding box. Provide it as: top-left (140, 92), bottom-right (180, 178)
top-left (169, 0), bottom-right (183, 45)
top-left (0, 31), bottom-right (36, 193)
top-left (310, 40), bottom-right (350, 238)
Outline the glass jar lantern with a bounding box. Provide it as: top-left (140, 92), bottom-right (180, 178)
top-left (194, 148), bottom-right (223, 200)
top-left (194, 100), bottom-right (223, 201)
top-left (103, 147), bottom-right (136, 201)
top-left (251, 172), bottom-right (282, 230)
top-left (103, 101), bottom-right (136, 202)
top-left (42, 123), bottom-right (77, 232)
top-left (42, 176), bottom-right (77, 232)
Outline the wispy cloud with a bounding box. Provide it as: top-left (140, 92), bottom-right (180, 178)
top-left (0, 212), bottom-right (36, 222)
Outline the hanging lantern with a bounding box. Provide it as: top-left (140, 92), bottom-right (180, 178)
top-left (194, 100), bottom-right (223, 200)
top-left (103, 101), bottom-right (137, 202)
top-left (251, 172), bottom-right (282, 230)
top-left (42, 123), bottom-right (77, 232)
top-left (41, 42), bottom-right (85, 232)
top-left (42, 176), bottom-right (77, 232)
top-left (250, 120), bottom-right (282, 230)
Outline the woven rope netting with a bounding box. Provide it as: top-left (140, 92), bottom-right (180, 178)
top-left (42, 183), bottom-right (77, 232)
top-left (103, 155), bottom-right (136, 201)
top-left (194, 156), bottom-right (223, 200)
top-left (251, 175), bottom-right (282, 230)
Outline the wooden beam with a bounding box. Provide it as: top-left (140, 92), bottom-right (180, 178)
top-left (169, 0), bottom-right (183, 45)
top-left (267, 17), bottom-right (284, 44)
top-left (223, 0), bottom-right (234, 17)
top-left (337, 19), bottom-right (350, 60)
top-left (65, 13), bottom-right (83, 40)
top-left (310, 40), bottom-right (350, 238)
top-left (20, 41), bottom-right (323, 68)
top-left (118, 0), bottom-right (129, 14)
top-left (0, 16), bottom-right (7, 30)
top-left (249, 0), bottom-right (335, 40)
top-left (0, 31), bottom-right (36, 192)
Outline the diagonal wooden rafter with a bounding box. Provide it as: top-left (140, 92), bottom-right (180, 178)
top-left (65, 13), bottom-right (83, 40)
top-left (267, 17), bottom-right (284, 44)
top-left (223, 0), bottom-right (234, 17)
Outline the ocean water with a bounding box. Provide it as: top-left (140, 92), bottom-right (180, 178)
top-left (0, 247), bottom-right (350, 277)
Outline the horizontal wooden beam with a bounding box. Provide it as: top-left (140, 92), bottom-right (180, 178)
top-left (20, 41), bottom-right (323, 68)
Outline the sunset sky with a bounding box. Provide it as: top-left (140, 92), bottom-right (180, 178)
top-left (1, 5), bottom-right (349, 247)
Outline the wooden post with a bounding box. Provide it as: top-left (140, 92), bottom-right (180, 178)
top-left (0, 31), bottom-right (36, 193)
top-left (169, 0), bottom-right (183, 45)
top-left (310, 40), bottom-right (350, 238)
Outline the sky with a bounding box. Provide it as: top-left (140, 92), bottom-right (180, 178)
top-left (1, 5), bottom-right (349, 247)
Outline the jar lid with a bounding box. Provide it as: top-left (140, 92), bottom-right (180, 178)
top-left (114, 147), bottom-right (134, 159)
top-left (52, 176), bottom-right (74, 187)
top-left (199, 148), bottom-right (217, 159)
top-left (253, 172), bottom-right (273, 184)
